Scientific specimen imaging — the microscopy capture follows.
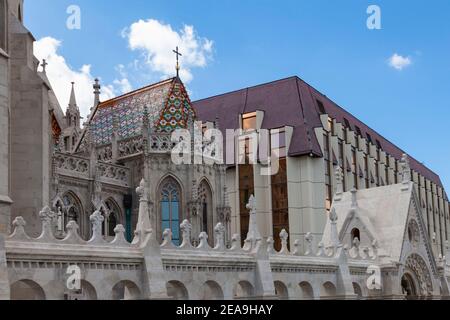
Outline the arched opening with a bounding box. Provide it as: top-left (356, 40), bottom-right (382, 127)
top-left (401, 273), bottom-right (417, 299)
top-left (233, 281), bottom-right (255, 299)
top-left (351, 228), bottom-right (360, 241)
top-left (198, 179), bottom-right (213, 245)
top-left (200, 281), bottom-right (223, 300)
top-left (321, 282), bottom-right (337, 298)
top-left (62, 192), bottom-right (86, 239)
top-left (112, 281), bottom-right (141, 300)
top-left (77, 280), bottom-right (97, 300)
top-left (166, 280), bottom-right (189, 300)
top-left (159, 177), bottom-right (182, 245)
top-left (274, 281), bottom-right (288, 300)
top-left (104, 198), bottom-right (122, 239)
top-left (298, 281), bottom-right (314, 300)
top-left (352, 282), bottom-right (363, 299)
top-left (10, 280), bottom-right (46, 300)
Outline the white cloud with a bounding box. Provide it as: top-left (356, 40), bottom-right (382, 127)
top-left (33, 37), bottom-right (131, 120)
top-left (114, 78), bottom-right (133, 94)
top-left (388, 53), bottom-right (412, 71)
top-left (122, 19), bottom-right (213, 83)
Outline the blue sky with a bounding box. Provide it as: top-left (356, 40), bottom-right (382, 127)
top-left (25, 0), bottom-right (450, 192)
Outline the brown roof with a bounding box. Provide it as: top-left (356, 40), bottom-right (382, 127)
top-left (193, 76), bottom-right (444, 189)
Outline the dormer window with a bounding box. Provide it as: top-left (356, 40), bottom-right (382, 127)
top-left (242, 112), bottom-right (257, 131)
top-left (317, 99), bottom-right (326, 114)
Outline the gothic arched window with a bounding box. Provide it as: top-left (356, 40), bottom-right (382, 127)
top-left (198, 180), bottom-right (213, 236)
top-left (160, 178), bottom-right (181, 245)
top-left (0, 0), bottom-right (7, 52)
top-left (105, 199), bottom-right (121, 238)
top-left (63, 193), bottom-right (82, 223)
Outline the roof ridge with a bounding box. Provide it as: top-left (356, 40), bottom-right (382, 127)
top-left (193, 75), bottom-right (299, 103)
top-left (98, 77), bottom-right (175, 107)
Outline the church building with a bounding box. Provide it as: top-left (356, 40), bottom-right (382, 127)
top-left (0, 0), bottom-right (450, 300)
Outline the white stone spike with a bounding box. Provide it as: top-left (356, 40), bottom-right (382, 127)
top-left (37, 206), bottom-right (56, 242)
top-left (160, 228), bottom-right (176, 249)
top-left (214, 223), bottom-right (226, 251)
top-left (180, 219), bottom-right (193, 249)
top-left (197, 232), bottom-right (210, 250)
top-left (8, 217), bottom-right (31, 241)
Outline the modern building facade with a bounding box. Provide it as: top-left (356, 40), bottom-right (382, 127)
top-left (194, 77), bottom-right (450, 257)
top-left (0, 0), bottom-right (450, 300)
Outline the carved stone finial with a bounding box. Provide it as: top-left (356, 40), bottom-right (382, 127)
top-left (93, 78), bottom-right (101, 107)
top-left (279, 229), bottom-right (289, 255)
top-left (9, 216), bottom-right (30, 241)
top-left (111, 224), bottom-right (129, 246)
top-left (230, 234), bottom-right (241, 251)
top-left (316, 242), bottom-right (325, 257)
top-left (197, 232), bottom-right (210, 250)
top-left (133, 178), bottom-right (153, 246)
top-left (114, 224), bottom-right (125, 234)
top-left (244, 195), bottom-right (261, 251)
top-left (38, 206), bottom-right (56, 241)
top-left (161, 228), bottom-right (176, 248)
top-left (89, 210), bottom-right (104, 238)
top-left (305, 232), bottom-right (314, 256)
top-left (180, 219), bottom-right (192, 248)
top-left (214, 223), bottom-right (226, 250)
top-left (62, 220), bottom-right (85, 244)
top-left (41, 59), bottom-right (48, 73)
top-left (329, 208), bottom-right (340, 250)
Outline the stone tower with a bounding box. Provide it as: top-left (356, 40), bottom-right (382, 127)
top-left (61, 82), bottom-right (81, 152)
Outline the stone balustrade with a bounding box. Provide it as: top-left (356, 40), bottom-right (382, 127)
top-left (96, 162), bottom-right (130, 187)
top-left (1, 189), bottom-right (380, 300)
top-left (54, 152), bottom-right (90, 179)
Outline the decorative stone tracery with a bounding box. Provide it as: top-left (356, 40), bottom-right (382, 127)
top-left (404, 253), bottom-right (433, 296)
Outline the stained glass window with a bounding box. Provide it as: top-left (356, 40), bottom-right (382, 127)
top-left (160, 178), bottom-right (181, 245)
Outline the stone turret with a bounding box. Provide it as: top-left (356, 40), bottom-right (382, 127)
top-left (61, 82), bottom-right (82, 152)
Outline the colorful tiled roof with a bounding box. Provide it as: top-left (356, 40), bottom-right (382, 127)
top-left (88, 77), bottom-right (195, 145)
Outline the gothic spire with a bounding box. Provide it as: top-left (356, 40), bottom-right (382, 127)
top-left (68, 82), bottom-right (78, 110)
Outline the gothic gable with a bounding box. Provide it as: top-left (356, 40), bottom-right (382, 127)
top-left (154, 78), bottom-right (196, 133)
top-left (399, 189), bottom-right (438, 278)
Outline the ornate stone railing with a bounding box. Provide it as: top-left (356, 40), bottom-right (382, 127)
top-left (1, 191), bottom-right (382, 300)
top-left (97, 143), bottom-right (113, 162)
top-left (149, 134), bottom-right (175, 154)
top-left (54, 152), bottom-right (90, 179)
top-left (96, 161), bottom-right (130, 187)
top-left (118, 135), bottom-right (144, 159)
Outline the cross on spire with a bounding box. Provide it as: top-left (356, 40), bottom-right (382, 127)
top-left (173, 46), bottom-right (182, 78)
top-left (41, 59), bottom-right (48, 73)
